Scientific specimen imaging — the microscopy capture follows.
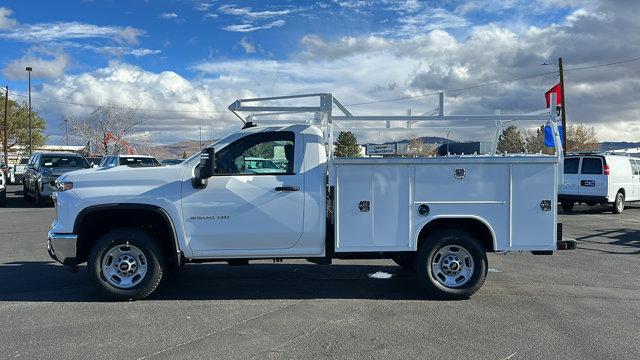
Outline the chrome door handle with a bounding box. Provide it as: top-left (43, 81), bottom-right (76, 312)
top-left (275, 186), bottom-right (299, 192)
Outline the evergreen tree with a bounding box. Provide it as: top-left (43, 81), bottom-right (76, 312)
top-left (182, 150), bottom-right (188, 159)
top-left (334, 131), bottom-right (360, 157)
top-left (497, 125), bottom-right (525, 153)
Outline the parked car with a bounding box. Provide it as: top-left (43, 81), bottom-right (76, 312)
top-left (99, 155), bottom-right (161, 167)
top-left (0, 168), bottom-right (6, 206)
top-left (161, 158), bottom-right (184, 166)
top-left (559, 153), bottom-right (640, 213)
top-left (48, 93), bottom-right (574, 301)
top-left (23, 152), bottom-right (90, 206)
top-left (11, 157), bottom-right (28, 184)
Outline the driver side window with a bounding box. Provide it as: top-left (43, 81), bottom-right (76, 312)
top-left (215, 132), bottom-right (295, 176)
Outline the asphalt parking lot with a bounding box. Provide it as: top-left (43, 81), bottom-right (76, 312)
top-left (0, 184), bottom-right (639, 359)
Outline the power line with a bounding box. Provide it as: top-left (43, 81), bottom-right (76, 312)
top-left (7, 93), bottom-right (227, 114)
top-left (342, 56), bottom-right (640, 107)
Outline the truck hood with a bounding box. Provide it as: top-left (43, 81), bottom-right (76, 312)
top-left (60, 166), bottom-right (184, 186)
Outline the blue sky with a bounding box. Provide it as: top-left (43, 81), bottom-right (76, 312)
top-left (0, 1), bottom-right (638, 144)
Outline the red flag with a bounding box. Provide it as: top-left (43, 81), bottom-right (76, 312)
top-left (545, 83), bottom-right (563, 108)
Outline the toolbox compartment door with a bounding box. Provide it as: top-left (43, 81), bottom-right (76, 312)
top-left (335, 164), bottom-right (411, 252)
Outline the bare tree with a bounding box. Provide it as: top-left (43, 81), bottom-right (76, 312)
top-left (566, 124), bottom-right (600, 152)
top-left (66, 104), bottom-right (145, 155)
top-left (406, 137), bottom-right (436, 157)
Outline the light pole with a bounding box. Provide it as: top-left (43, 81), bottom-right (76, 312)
top-left (25, 66), bottom-right (32, 155)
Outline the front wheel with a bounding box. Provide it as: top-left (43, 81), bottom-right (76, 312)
top-left (612, 192), bottom-right (625, 214)
top-left (415, 229), bottom-right (487, 299)
top-left (88, 228), bottom-right (165, 300)
top-left (22, 183), bottom-right (31, 201)
top-left (0, 189), bottom-right (6, 207)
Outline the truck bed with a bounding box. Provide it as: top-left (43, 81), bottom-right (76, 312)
top-left (332, 155), bottom-right (559, 252)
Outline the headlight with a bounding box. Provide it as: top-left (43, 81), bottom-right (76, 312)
top-left (55, 179), bottom-right (73, 191)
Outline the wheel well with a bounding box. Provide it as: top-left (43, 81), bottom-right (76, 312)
top-left (74, 206), bottom-right (180, 267)
top-left (617, 188), bottom-right (625, 197)
top-left (417, 218), bottom-right (494, 252)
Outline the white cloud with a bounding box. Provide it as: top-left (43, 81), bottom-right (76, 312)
top-left (1, 21), bottom-right (145, 45)
top-left (223, 20), bottom-right (285, 32)
top-left (0, 7), bottom-right (17, 29)
top-left (2, 49), bottom-right (70, 80)
top-left (159, 12), bottom-right (178, 19)
top-left (218, 5), bottom-right (291, 19)
top-left (239, 37), bottom-right (256, 54)
top-left (32, 63), bottom-right (255, 144)
top-left (194, 2), bottom-right (216, 12)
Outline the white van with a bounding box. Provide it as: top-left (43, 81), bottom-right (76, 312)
top-left (559, 154), bottom-right (640, 213)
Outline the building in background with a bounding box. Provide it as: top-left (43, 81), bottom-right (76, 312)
top-left (436, 142), bottom-right (493, 156)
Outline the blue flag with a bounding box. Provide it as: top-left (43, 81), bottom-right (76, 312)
top-left (544, 124), bottom-right (564, 147)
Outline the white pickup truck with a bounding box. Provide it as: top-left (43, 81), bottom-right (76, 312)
top-left (47, 93), bottom-right (574, 300)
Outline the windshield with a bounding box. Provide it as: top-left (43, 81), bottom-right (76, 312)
top-left (121, 157), bottom-right (161, 167)
top-left (40, 155), bottom-right (89, 169)
top-left (20, 159), bottom-right (28, 165)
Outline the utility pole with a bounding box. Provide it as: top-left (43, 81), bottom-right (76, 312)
top-left (558, 58), bottom-right (568, 155)
top-left (3, 86), bottom-right (8, 166)
top-left (25, 66), bottom-right (33, 155)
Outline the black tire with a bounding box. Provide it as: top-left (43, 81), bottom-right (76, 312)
top-left (33, 186), bottom-right (43, 207)
top-left (0, 189), bottom-right (6, 207)
top-left (391, 253), bottom-right (416, 271)
top-left (415, 229), bottom-right (487, 300)
top-left (88, 228), bottom-right (166, 301)
top-left (22, 183), bottom-right (31, 201)
top-left (560, 200), bottom-right (574, 212)
top-left (612, 192), bottom-right (625, 214)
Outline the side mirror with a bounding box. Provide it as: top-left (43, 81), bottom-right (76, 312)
top-left (193, 147), bottom-right (215, 189)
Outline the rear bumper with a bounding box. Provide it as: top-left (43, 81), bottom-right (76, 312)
top-left (47, 230), bottom-right (78, 271)
top-left (558, 194), bottom-right (609, 203)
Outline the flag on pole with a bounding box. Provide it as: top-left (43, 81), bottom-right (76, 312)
top-left (545, 83), bottom-right (563, 107)
top-left (545, 83), bottom-right (564, 147)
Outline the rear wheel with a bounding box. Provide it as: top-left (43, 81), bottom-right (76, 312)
top-left (88, 228), bottom-right (165, 300)
top-left (0, 189), bottom-right (6, 207)
top-left (612, 192), bottom-right (625, 214)
top-left (560, 200), bottom-right (574, 212)
top-left (415, 229), bottom-right (487, 299)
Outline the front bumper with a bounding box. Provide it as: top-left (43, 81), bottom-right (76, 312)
top-left (47, 230), bottom-right (79, 272)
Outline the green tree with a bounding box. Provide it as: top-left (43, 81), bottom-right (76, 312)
top-left (497, 125), bottom-right (525, 153)
top-left (0, 97), bottom-right (47, 150)
top-left (524, 125), bottom-right (554, 155)
top-left (334, 131), bottom-right (360, 157)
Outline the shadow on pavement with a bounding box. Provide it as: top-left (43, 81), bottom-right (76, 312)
top-left (2, 186), bottom-right (53, 208)
top-left (575, 228), bottom-right (640, 255)
top-left (0, 261), bottom-right (441, 302)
